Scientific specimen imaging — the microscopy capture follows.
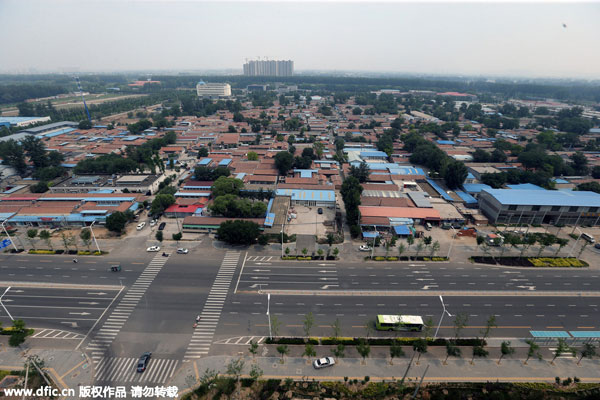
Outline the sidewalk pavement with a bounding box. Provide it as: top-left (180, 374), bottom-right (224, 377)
top-left (0, 339), bottom-right (92, 400)
top-left (171, 354), bottom-right (600, 397)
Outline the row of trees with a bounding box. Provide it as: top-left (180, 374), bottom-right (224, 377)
top-left (259, 314), bottom-right (595, 367)
top-left (24, 228), bottom-right (94, 252)
top-left (476, 232), bottom-right (572, 258)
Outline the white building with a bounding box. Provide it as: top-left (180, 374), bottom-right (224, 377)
top-left (196, 81), bottom-right (231, 99)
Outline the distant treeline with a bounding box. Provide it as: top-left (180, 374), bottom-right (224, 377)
top-left (2, 73), bottom-right (599, 104)
top-left (151, 75), bottom-right (600, 103)
top-left (0, 83), bottom-right (69, 105)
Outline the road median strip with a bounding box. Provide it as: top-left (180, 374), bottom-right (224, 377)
top-left (252, 290), bottom-right (600, 297)
top-left (0, 281), bottom-right (122, 290)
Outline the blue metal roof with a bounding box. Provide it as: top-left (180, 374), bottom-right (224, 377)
top-left (275, 189), bottom-right (335, 202)
top-left (362, 231), bottom-right (380, 238)
top-left (436, 140), bottom-right (455, 145)
top-left (482, 189), bottom-right (600, 207)
top-left (553, 178), bottom-right (570, 184)
top-left (426, 179), bottom-right (453, 201)
top-left (463, 183), bottom-right (492, 194)
top-left (506, 183), bottom-right (545, 191)
top-left (360, 150), bottom-right (388, 158)
top-left (455, 190), bottom-right (477, 204)
top-left (264, 213), bottom-right (275, 227)
top-left (530, 331), bottom-right (570, 338)
top-left (198, 158), bottom-right (212, 166)
top-left (218, 158), bottom-right (232, 166)
top-left (569, 331), bottom-right (600, 338)
top-left (393, 225), bottom-right (411, 235)
top-left (42, 128), bottom-right (75, 137)
top-left (389, 166), bottom-right (425, 175)
top-left (0, 117), bottom-right (41, 123)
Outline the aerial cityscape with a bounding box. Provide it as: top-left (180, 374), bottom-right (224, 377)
top-left (0, 0), bottom-right (600, 399)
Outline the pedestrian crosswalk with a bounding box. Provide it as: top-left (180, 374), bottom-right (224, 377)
top-left (86, 254), bottom-right (169, 361)
top-left (31, 328), bottom-right (84, 340)
top-left (94, 357), bottom-right (178, 384)
top-left (183, 251), bottom-right (240, 361)
top-left (246, 255), bottom-right (275, 262)
top-left (215, 336), bottom-right (266, 345)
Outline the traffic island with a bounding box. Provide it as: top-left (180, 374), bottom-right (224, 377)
top-left (470, 256), bottom-right (588, 268)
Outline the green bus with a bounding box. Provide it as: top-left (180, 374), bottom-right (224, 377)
top-left (375, 315), bottom-right (424, 332)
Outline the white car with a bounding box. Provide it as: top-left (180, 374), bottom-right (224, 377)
top-left (313, 357), bottom-right (335, 369)
top-left (359, 245), bottom-right (372, 252)
top-left (177, 248), bottom-right (188, 254)
top-left (150, 220), bottom-right (157, 227)
top-left (146, 246), bottom-right (160, 252)
top-left (136, 222), bottom-right (146, 231)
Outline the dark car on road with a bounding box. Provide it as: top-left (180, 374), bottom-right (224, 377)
top-left (158, 222), bottom-right (166, 231)
top-left (137, 352), bottom-right (151, 372)
top-left (318, 208), bottom-right (323, 214)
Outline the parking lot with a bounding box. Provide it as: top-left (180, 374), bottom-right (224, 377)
top-left (285, 205), bottom-right (336, 237)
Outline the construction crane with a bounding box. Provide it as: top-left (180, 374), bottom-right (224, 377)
top-left (74, 76), bottom-right (92, 123)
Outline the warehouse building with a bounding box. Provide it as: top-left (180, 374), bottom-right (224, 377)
top-left (479, 189), bottom-right (600, 226)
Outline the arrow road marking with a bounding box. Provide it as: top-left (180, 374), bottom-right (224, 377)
top-left (251, 277), bottom-right (269, 280)
top-left (249, 284), bottom-right (268, 288)
top-left (421, 285), bottom-right (439, 290)
top-left (69, 312), bottom-right (90, 316)
top-left (318, 264), bottom-right (335, 266)
top-left (320, 285), bottom-right (340, 289)
top-left (78, 302), bottom-right (99, 305)
top-left (87, 292), bottom-right (107, 295)
top-left (517, 285), bottom-right (536, 291)
top-left (318, 277), bottom-right (337, 281)
top-left (412, 271), bottom-right (430, 274)
top-left (252, 269), bottom-right (271, 272)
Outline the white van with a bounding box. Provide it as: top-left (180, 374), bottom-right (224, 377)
top-left (581, 233), bottom-right (595, 243)
top-left (137, 222), bottom-right (146, 231)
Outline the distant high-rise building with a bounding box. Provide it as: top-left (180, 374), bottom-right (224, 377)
top-left (243, 59), bottom-right (294, 77)
top-left (196, 81), bottom-right (231, 99)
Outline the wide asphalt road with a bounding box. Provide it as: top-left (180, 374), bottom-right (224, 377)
top-left (216, 292), bottom-right (600, 341)
top-left (236, 257), bottom-right (600, 292)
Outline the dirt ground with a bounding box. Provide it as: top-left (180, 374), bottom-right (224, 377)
top-left (286, 205), bottom-right (336, 238)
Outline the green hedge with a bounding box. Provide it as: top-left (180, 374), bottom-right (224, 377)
top-left (265, 337), bottom-right (319, 345)
top-left (267, 336), bottom-right (485, 347)
top-left (0, 328), bottom-right (34, 336)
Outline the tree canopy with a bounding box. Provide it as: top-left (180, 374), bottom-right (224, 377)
top-left (217, 220), bottom-right (261, 245)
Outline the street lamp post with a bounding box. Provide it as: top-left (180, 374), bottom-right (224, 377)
top-left (280, 227), bottom-right (284, 258)
top-left (87, 221), bottom-right (101, 254)
top-left (266, 293), bottom-right (272, 339)
top-left (0, 286), bottom-right (14, 321)
top-left (434, 295), bottom-right (452, 339)
top-left (1, 221), bottom-right (19, 252)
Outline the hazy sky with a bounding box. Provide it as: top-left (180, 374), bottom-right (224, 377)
top-left (1, 0), bottom-right (599, 78)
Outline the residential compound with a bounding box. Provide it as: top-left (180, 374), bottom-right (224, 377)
top-left (243, 59), bottom-right (294, 77)
top-left (1, 86), bottom-right (600, 240)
